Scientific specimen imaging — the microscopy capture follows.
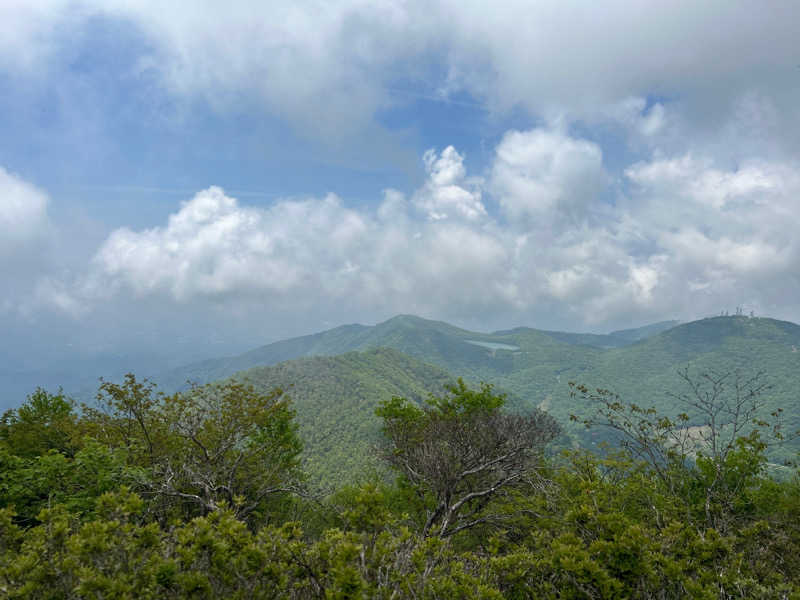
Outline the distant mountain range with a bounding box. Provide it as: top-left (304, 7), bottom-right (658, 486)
top-left (7, 314), bottom-right (799, 483)
top-left (147, 314), bottom-right (800, 481)
top-left (153, 315), bottom-right (681, 392)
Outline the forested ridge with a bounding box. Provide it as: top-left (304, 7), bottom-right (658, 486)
top-left (149, 315), bottom-right (800, 464)
top-left (2, 363), bottom-right (800, 598)
top-left (234, 348), bottom-right (455, 485)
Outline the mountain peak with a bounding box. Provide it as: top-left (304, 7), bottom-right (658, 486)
top-left (381, 314), bottom-right (428, 325)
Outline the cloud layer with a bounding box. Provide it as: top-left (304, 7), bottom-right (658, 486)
top-left (1, 1), bottom-right (799, 362)
top-left (26, 130), bottom-right (789, 332)
top-left (3, 1), bottom-right (799, 142)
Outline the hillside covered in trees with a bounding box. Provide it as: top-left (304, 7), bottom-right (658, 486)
top-left (151, 314), bottom-right (682, 393)
top-left (153, 315), bottom-right (800, 471)
top-left (234, 348), bottom-right (455, 484)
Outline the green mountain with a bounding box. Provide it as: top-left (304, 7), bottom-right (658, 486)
top-left (231, 347), bottom-right (455, 485)
top-left (494, 317), bottom-right (800, 455)
top-left (536, 320), bottom-right (680, 348)
top-left (154, 314), bottom-right (676, 392)
top-left (155, 314), bottom-right (800, 475)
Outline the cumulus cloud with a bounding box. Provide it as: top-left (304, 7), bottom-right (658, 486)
top-left (616, 153), bottom-right (800, 318)
top-left (0, 166), bottom-right (49, 249)
top-left (76, 182), bottom-right (507, 319)
top-left (32, 129), bottom-right (786, 331)
top-left (91, 187), bottom-right (369, 303)
top-left (413, 147), bottom-right (486, 221)
top-left (490, 128), bottom-right (607, 223)
top-left (626, 155), bottom-right (789, 212)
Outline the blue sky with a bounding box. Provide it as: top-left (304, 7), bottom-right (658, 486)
top-left (2, 1), bottom-right (800, 397)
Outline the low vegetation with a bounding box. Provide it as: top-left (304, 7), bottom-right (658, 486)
top-left (2, 366), bottom-right (799, 598)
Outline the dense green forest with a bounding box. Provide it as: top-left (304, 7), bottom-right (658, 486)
top-left (149, 316), bottom-right (800, 472)
top-left (233, 348), bottom-right (455, 484)
top-left (2, 365), bottom-right (800, 598)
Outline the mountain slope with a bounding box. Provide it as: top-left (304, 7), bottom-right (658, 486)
top-left (153, 314), bottom-right (800, 479)
top-left (231, 347), bottom-right (455, 485)
top-left (540, 316), bottom-right (800, 463)
top-left (153, 314), bottom-right (676, 392)
top-left (537, 320), bottom-right (681, 348)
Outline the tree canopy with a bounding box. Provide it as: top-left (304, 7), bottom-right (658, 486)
top-left (1, 371), bottom-right (800, 598)
top-left (377, 379), bottom-right (560, 537)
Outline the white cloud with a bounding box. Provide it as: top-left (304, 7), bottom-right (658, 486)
top-left (0, 1), bottom-right (70, 73)
top-left (0, 166), bottom-right (49, 255)
top-left (625, 155), bottom-right (781, 210)
top-left (615, 153), bottom-right (800, 319)
top-left (48, 157), bottom-right (505, 322)
top-left (623, 155), bottom-right (800, 242)
top-left (490, 128), bottom-right (607, 222)
top-left (414, 146), bottom-right (486, 221)
top-left (82, 182), bottom-right (505, 314)
top-left (439, 1), bottom-right (800, 123)
top-left (23, 128), bottom-right (794, 332)
top-left (97, 0), bottom-right (433, 138)
top-left (2, 2), bottom-right (798, 144)
top-left (91, 187), bottom-right (369, 302)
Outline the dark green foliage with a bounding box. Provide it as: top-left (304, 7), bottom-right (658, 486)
top-left (0, 375), bottom-right (303, 531)
top-left (0, 441), bottom-right (128, 527)
top-left (4, 346), bottom-right (800, 597)
top-left (87, 375), bottom-right (304, 525)
top-left (2, 377), bottom-right (800, 598)
top-left (1, 388), bottom-right (78, 458)
top-left (0, 389), bottom-right (129, 527)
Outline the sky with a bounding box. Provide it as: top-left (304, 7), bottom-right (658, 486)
top-left (2, 1), bottom-right (800, 394)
